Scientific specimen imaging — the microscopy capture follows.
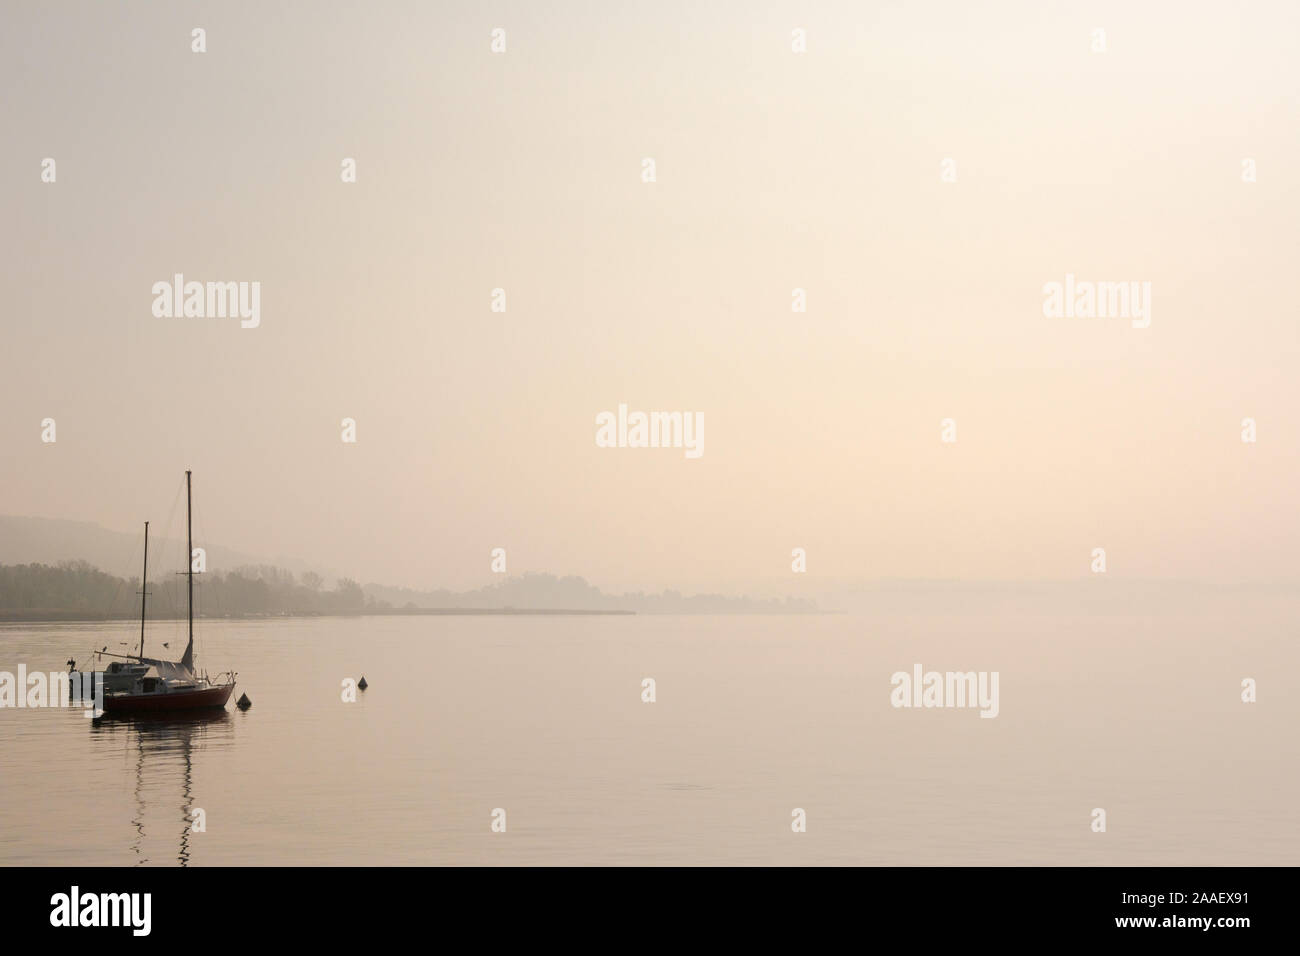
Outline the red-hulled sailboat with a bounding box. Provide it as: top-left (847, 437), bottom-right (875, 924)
top-left (101, 470), bottom-right (236, 714)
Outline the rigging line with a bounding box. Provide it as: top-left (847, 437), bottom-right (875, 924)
top-left (156, 476), bottom-right (185, 652)
top-left (189, 493), bottom-right (204, 667)
top-left (201, 506), bottom-right (227, 673)
top-left (192, 495), bottom-right (210, 665)
top-left (153, 478), bottom-right (184, 623)
top-left (193, 489), bottom-right (229, 666)
top-left (100, 532), bottom-right (140, 626)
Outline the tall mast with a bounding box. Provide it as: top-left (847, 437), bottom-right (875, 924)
top-left (139, 521), bottom-right (149, 659)
top-left (182, 470), bottom-right (194, 670)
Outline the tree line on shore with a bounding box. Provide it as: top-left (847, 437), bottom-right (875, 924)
top-left (0, 560), bottom-right (381, 618)
top-left (0, 561), bottom-right (820, 620)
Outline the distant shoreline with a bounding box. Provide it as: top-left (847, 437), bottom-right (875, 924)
top-left (0, 608), bottom-right (636, 622)
top-left (0, 607), bottom-right (846, 623)
top-left (0, 559), bottom-right (820, 617)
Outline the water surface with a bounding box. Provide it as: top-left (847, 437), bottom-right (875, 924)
top-left (2, 599), bottom-right (1296, 865)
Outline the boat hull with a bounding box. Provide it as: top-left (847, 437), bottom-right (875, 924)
top-left (103, 682), bottom-right (235, 714)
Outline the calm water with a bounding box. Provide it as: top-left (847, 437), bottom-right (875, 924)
top-left (2, 598), bottom-right (1297, 866)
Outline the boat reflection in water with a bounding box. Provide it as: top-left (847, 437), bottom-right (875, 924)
top-left (90, 710), bottom-right (234, 866)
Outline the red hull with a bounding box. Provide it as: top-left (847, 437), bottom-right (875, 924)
top-left (103, 682), bottom-right (235, 713)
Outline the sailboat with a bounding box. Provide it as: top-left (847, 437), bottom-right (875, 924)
top-left (94, 471), bottom-right (237, 714)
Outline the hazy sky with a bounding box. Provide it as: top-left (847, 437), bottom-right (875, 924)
top-left (2, 1), bottom-right (1297, 593)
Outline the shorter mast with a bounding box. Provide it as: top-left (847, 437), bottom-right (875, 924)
top-left (181, 470), bottom-right (194, 671)
top-left (138, 521), bottom-right (150, 659)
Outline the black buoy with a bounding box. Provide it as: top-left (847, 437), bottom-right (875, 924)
top-left (357, 676), bottom-right (368, 691)
top-left (236, 692), bottom-right (251, 710)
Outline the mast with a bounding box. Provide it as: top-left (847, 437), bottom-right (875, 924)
top-left (138, 521), bottom-right (149, 659)
top-left (182, 470), bottom-right (194, 671)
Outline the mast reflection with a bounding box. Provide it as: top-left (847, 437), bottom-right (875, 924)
top-left (91, 710), bottom-right (232, 866)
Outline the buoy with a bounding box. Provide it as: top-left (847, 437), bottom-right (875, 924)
top-left (236, 693), bottom-right (251, 710)
top-left (357, 676), bottom-right (368, 691)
